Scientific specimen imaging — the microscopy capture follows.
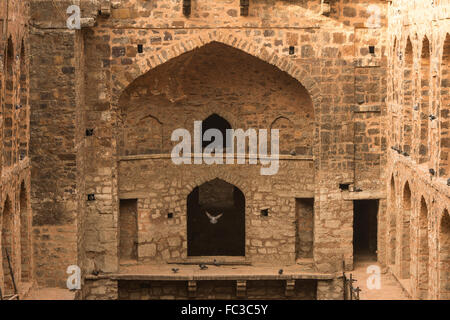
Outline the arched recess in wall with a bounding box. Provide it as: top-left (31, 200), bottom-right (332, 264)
top-left (401, 181), bottom-right (412, 279)
top-left (419, 37), bottom-right (431, 164)
top-left (19, 40), bottom-right (28, 161)
top-left (403, 38), bottom-right (414, 155)
top-left (270, 116), bottom-right (295, 155)
top-left (3, 37), bottom-right (14, 167)
top-left (1, 196), bottom-right (14, 295)
top-left (439, 34), bottom-right (450, 177)
top-left (388, 176), bottom-right (397, 265)
top-left (118, 41), bottom-right (315, 158)
top-left (122, 114), bottom-right (163, 155)
top-left (20, 181), bottom-right (31, 282)
top-left (418, 196), bottom-right (430, 299)
top-left (392, 38), bottom-right (398, 105)
top-left (439, 210), bottom-right (450, 299)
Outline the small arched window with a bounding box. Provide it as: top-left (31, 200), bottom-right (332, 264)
top-left (202, 114), bottom-right (232, 150)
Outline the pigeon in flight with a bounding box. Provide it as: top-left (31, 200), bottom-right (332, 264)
top-left (199, 264), bottom-right (208, 270)
top-left (205, 210), bottom-right (223, 224)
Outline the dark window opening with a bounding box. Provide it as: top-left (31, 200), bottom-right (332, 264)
top-left (183, 0), bottom-right (191, 16)
top-left (353, 200), bottom-right (378, 262)
top-left (240, 0), bottom-right (249, 16)
top-left (369, 46), bottom-right (375, 54)
top-left (202, 114), bottom-right (232, 151)
top-left (187, 179), bottom-right (245, 256)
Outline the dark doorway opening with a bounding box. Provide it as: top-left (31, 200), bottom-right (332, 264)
top-left (187, 179), bottom-right (245, 256)
top-left (353, 200), bottom-right (378, 261)
top-left (119, 199), bottom-right (138, 262)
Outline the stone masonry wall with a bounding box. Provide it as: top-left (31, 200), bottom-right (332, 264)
top-left (385, 0), bottom-right (450, 300)
top-left (19, 0), bottom-right (390, 299)
top-left (0, 0), bottom-right (33, 298)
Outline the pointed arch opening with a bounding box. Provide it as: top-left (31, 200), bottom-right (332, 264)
top-left (1, 197), bottom-right (14, 295)
top-left (3, 37), bottom-right (14, 167)
top-left (118, 41), bottom-right (315, 158)
top-left (20, 182), bottom-right (31, 282)
top-left (388, 176), bottom-right (397, 265)
top-left (19, 40), bottom-right (28, 161)
top-left (439, 34), bottom-right (450, 176)
top-left (439, 210), bottom-right (450, 299)
top-left (401, 182), bottom-right (412, 279)
top-left (419, 37), bottom-right (431, 164)
top-left (202, 114), bottom-right (232, 151)
top-left (418, 197), bottom-right (430, 299)
top-left (392, 38), bottom-right (398, 104)
top-left (403, 38), bottom-right (414, 154)
top-left (187, 178), bottom-right (245, 257)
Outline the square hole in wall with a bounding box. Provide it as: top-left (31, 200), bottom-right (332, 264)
top-left (289, 46), bottom-right (295, 55)
top-left (167, 212), bottom-right (174, 219)
top-left (260, 209), bottom-right (269, 217)
top-left (137, 44), bottom-right (143, 54)
top-left (369, 46), bottom-right (375, 54)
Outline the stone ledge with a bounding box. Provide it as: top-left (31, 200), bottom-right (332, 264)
top-left (119, 153), bottom-right (314, 161)
top-left (85, 264), bottom-right (337, 281)
top-left (342, 190), bottom-right (386, 200)
top-left (86, 272), bottom-right (336, 281)
top-left (351, 105), bottom-right (381, 113)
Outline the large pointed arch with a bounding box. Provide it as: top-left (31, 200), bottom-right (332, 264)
top-left (113, 32), bottom-right (322, 109)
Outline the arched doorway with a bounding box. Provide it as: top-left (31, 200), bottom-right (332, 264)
top-left (388, 176), bottom-right (397, 265)
top-left (401, 182), bottom-right (412, 279)
top-left (3, 37), bottom-right (14, 167)
top-left (187, 179), bottom-right (245, 256)
top-left (2, 197), bottom-right (14, 295)
top-left (20, 182), bottom-right (31, 282)
top-left (403, 38), bottom-right (413, 154)
top-left (19, 41), bottom-right (28, 161)
top-left (418, 197), bottom-right (430, 299)
top-left (439, 210), bottom-right (450, 299)
top-left (418, 37), bottom-right (430, 164)
top-left (439, 34), bottom-right (450, 176)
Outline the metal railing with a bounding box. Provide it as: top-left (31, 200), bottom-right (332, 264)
top-left (342, 262), bottom-right (361, 300)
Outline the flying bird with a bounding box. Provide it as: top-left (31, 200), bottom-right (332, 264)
top-left (171, 268), bottom-right (179, 274)
top-left (199, 264), bottom-right (208, 270)
top-left (205, 210), bottom-right (223, 224)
